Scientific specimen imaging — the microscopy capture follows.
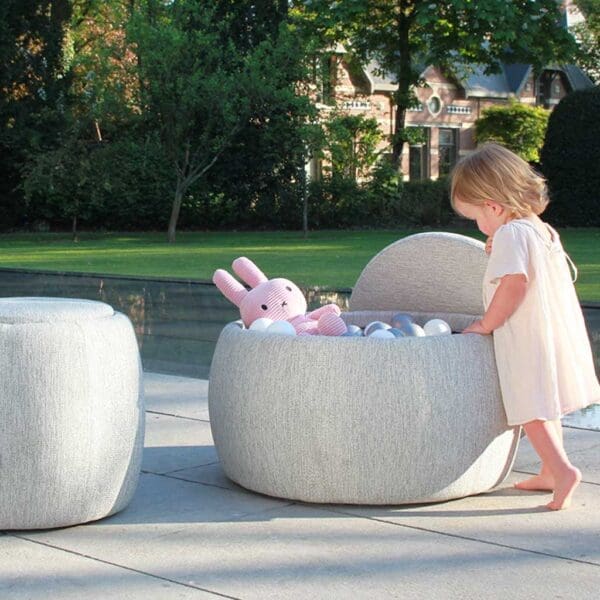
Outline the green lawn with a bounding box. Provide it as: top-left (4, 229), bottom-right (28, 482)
top-left (0, 228), bottom-right (599, 302)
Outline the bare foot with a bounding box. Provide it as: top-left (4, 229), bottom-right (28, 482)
top-left (514, 474), bottom-right (554, 491)
top-left (546, 467), bottom-right (582, 510)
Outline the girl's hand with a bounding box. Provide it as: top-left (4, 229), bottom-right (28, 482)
top-left (462, 320), bottom-right (492, 335)
top-left (485, 236), bottom-right (493, 255)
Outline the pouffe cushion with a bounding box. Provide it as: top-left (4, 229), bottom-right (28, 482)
top-left (0, 297), bottom-right (144, 529)
top-left (209, 232), bottom-right (519, 505)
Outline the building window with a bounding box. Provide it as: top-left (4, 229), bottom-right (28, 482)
top-left (427, 95), bottom-right (442, 115)
top-left (446, 105), bottom-right (472, 115)
top-left (438, 128), bottom-right (457, 177)
top-left (409, 129), bottom-right (430, 181)
top-left (342, 100), bottom-right (372, 110)
top-left (316, 54), bottom-right (335, 105)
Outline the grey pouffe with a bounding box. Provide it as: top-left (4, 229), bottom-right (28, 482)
top-left (0, 297), bottom-right (144, 529)
top-left (209, 233), bottom-right (520, 504)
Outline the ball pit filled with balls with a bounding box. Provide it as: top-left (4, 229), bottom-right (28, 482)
top-left (244, 312), bottom-right (454, 340)
top-left (209, 232), bottom-right (520, 506)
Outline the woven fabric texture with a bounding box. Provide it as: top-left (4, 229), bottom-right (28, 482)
top-left (350, 232), bottom-right (487, 315)
top-left (209, 323), bottom-right (519, 504)
top-left (0, 297), bottom-right (144, 529)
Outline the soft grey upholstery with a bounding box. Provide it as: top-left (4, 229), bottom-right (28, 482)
top-left (351, 232), bottom-right (486, 315)
top-left (0, 297), bottom-right (144, 529)
top-left (209, 233), bottom-right (519, 504)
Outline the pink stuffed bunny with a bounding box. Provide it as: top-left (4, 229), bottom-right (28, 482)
top-left (213, 257), bottom-right (347, 336)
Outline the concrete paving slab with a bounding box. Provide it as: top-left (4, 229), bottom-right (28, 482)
top-left (165, 463), bottom-right (239, 492)
top-left (143, 413), bottom-right (218, 475)
top-left (325, 471), bottom-right (600, 566)
top-left (513, 428), bottom-right (600, 485)
top-left (0, 535), bottom-right (216, 599)
top-left (3, 373), bottom-right (599, 599)
top-left (15, 502), bottom-right (600, 600)
top-left (144, 372), bottom-right (209, 420)
top-left (108, 470), bottom-right (292, 526)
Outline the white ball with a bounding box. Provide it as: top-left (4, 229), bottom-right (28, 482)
top-left (411, 324), bottom-right (426, 337)
top-left (249, 317), bottom-right (274, 332)
top-left (368, 328), bottom-right (396, 339)
top-left (423, 318), bottom-right (452, 336)
top-left (266, 320), bottom-right (297, 336)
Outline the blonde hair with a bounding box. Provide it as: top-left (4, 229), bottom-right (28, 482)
top-left (450, 143), bottom-right (548, 218)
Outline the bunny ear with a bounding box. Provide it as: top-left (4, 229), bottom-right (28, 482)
top-left (213, 269), bottom-right (248, 307)
top-left (232, 257), bottom-right (268, 289)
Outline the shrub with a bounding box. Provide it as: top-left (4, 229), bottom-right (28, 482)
top-left (306, 175), bottom-right (453, 229)
top-left (475, 100), bottom-right (549, 163)
top-left (391, 178), bottom-right (453, 227)
top-left (541, 87), bottom-right (600, 227)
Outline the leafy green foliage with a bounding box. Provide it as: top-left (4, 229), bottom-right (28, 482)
top-left (294, 1), bottom-right (577, 166)
top-left (322, 113), bottom-right (383, 180)
top-left (475, 101), bottom-right (550, 162)
top-left (307, 176), bottom-right (453, 229)
top-left (573, 0), bottom-right (600, 83)
top-left (128, 0), bottom-right (314, 240)
top-left (0, 0), bottom-right (72, 229)
top-left (541, 86), bottom-right (600, 226)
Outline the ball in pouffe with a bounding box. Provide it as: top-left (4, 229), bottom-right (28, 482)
top-left (249, 317), bottom-right (274, 332)
top-left (267, 320), bottom-right (297, 336)
top-left (423, 318), bottom-right (452, 336)
top-left (365, 321), bottom-right (391, 336)
top-left (369, 328), bottom-right (396, 339)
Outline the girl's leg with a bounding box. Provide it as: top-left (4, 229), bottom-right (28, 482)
top-left (514, 419), bottom-right (563, 491)
top-left (521, 419), bottom-right (581, 510)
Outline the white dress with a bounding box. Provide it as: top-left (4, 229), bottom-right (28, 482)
top-left (484, 217), bottom-right (600, 426)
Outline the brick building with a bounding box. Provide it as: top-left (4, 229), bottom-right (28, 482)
top-left (311, 51), bottom-right (594, 182)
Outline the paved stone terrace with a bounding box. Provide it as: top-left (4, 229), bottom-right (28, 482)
top-left (1, 372), bottom-right (599, 599)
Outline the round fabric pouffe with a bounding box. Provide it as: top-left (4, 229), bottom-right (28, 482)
top-left (209, 232), bottom-right (521, 505)
top-left (0, 297), bottom-right (144, 529)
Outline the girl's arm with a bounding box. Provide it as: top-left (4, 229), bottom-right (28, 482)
top-left (463, 273), bottom-right (528, 334)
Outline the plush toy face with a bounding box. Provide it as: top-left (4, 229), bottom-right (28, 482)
top-left (240, 278), bottom-right (307, 326)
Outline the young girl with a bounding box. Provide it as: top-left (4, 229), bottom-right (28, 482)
top-left (450, 143), bottom-right (600, 511)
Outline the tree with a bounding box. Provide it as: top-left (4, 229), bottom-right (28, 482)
top-left (573, 0), bottom-right (600, 82)
top-left (475, 101), bottom-right (549, 163)
top-left (540, 87), bottom-right (600, 226)
top-left (18, 0), bottom-right (147, 235)
top-left (0, 0), bottom-right (72, 229)
top-left (323, 113), bottom-right (382, 181)
top-left (192, 1), bottom-right (317, 234)
top-left (129, 0), bottom-right (313, 242)
top-left (296, 1), bottom-right (577, 170)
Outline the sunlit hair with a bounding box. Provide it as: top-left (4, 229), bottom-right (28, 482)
top-left (450, 142), bottom-right (548, 218)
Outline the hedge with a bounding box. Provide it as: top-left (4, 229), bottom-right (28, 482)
top-left (541, 87), bottom-right (600, 227)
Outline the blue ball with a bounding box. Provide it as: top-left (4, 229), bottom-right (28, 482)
top-left (388, 327), bottom-right (406, 338)
top-left (401, 322), bottom-right (426, 337)
top-left (364, 321), bottom-right (390, 336)
top-left (391, 312), bottom-right (414, 329)
top-left (342, 325), bottom-right (363, 337)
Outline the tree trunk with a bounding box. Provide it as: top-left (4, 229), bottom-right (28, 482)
top-left (301, 163), bottom-right (308, 238)
top-left (168, 178), bottom-right (185, 243)
top-left (391, 2), bottom-right (414, 172)
top-left (72, 214), bottom-right (78, 243)
top-left (392, 102), bottom-right (408, 171)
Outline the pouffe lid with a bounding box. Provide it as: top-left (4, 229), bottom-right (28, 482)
top-left (350, 232), bottom-right (487, 315)
top-left (0, 297), bottom-right (115, 324)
